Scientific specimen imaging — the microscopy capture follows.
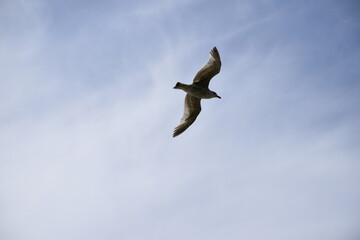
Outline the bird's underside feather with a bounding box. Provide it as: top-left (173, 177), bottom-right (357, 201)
top-left (173, 94), bottom-right (201, 137)
top-left (192, 47), bottom-right (221, 88)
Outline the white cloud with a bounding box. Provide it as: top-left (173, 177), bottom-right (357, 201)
top-left (1, 0), bottom-right (359, 240)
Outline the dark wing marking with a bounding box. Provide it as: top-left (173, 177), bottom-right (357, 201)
top-left (192, 47), bottom-right (221, 88)
top-left (173, 94), bottom-right (201, 137)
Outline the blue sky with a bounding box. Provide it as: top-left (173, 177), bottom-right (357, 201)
top-left (1, 0), bottom-right (360, 239)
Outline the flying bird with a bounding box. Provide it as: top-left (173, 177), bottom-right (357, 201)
top-left (173, 47), bottom-right (222, 137)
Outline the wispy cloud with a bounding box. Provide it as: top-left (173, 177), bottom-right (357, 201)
top-left (1, 0), bottom-right (359, 240)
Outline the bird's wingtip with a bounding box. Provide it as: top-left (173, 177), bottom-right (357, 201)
top-left (210, 47), bottom-right (220, 58)
top-left (172, 131), bottom-right (179, 138)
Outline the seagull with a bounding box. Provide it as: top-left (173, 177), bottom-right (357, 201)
top-left (173, 47), bottom-right (222, 137)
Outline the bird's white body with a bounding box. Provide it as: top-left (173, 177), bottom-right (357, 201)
top-left (173, 82), bottom-right (220, 99)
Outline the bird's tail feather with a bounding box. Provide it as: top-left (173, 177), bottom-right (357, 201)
top-left (173, 82), bottom-right (184, 89)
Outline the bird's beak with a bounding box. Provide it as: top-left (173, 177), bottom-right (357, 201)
top-left (217, 95), bottom-right (221, 99)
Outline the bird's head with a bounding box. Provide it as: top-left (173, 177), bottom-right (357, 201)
top-left (212, 91), bottom-right (221, 99)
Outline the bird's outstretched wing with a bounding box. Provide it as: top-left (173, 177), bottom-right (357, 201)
top-left (192, 47), bottom-right (221, 88)
top-left (173, 94), bottom-right (201, 137)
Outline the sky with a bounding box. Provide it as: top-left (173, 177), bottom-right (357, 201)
top-left (1, 0), bottom-right (360, 239)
